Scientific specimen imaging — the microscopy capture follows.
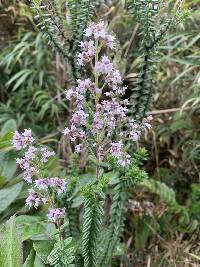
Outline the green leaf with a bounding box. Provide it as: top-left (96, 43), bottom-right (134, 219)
top-left (33, 240), bottom-right (55, 264)
top-left (16, 215), bottom-right (49, 241)
top-left (1, 119), bottom-right (17, 136)
top-left (0, 182), bottom-right (23, 213)
top-left (0, 132), bottom-right (14, 151)
top-left (1, 158), bottom-right (17, 181)
top-left (6, 69), bottom-right (34, 91)
top-left (19, 223), bottom-right (45, 241)
top-left (34, 256), bottom-right (46, 267)
top-left (0, 216), bottom-right (22, 267)
top-left (23, 249), bottom-right (35, 267)
top-left (16, 215), bottom-right (42, 225)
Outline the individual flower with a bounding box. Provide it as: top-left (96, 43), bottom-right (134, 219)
top-left (25, 146), bottom-right (37, 160)
top-left (105, 69), bottom-right (122, 89)
top-left (75, 144), bottom-right (82, 153)
top-left (84, 21), bottom-right (116, 49)
top-left (85, 21), bottom-right (106, 39)
top-left (26, 189), bottom-right (46, 208)
top-left (95, 55), bottom-right (113, 74)
top-left (40, 147), bottom-right (55, 163)
top-left (48, 177), bottom-right (67, 194)
top-left (47, 208), bottom-right (66, 223)
top-left (118, 153), bottom-right (131, 166)
top-left (23, 167), bottom-right (39, 183)
top-left (16, 157), bottom-right (30, 170)
top-left (71, 110), bottom-right (88, 126)
top-left (77, 41), bottom-right (95, 66)
top-left (35, 178), bottom-right (48, 190)
top-left (12, 129), bottom-right (34, 150)
top-left (65, 88), bottom-right (75, 100)
top-left (110, 141), bottom-right (123, 158)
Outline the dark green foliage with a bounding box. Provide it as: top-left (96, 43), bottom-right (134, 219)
top-left (97, 180), bottom-right (126, 267)
top-left (127, 0), bottom-right (189, 120)
top-left (98, 152), bottom-right (148, 267)
top-left (69, 0), bottom-right (93, 79)
top-left (31, 0), bottom-right (93, 81)
top-left (128, 0), bottom-right (159, 120)
top-left (82, 186), bottom-right (104, 267)
top-left (141, 178), bottom-right (191, 226)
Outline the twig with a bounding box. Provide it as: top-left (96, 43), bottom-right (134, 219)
top-left (124, 23), bottom-right (139, 58)
top-left (148, 107), bottom-right (190, 115)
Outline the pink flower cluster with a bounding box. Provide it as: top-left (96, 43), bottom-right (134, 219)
top-left (63, 21), bottom-right (153, 166)
top-left (85, 21), bottom-right (116, 49)
top-left (13, 130), bottom-right (55, 184)
top-left (12, 129), bottom-right (66, 223)
top-left (77, 21), bottom-right (116, 66)
top-left (12, 129), bottom-right (34, 150)
top-left (26, 188), bottom-right (47, 208)
top-left (35, 177), bottom-right (66, 194)
top-left (47, 208), bottom-right (66, 223)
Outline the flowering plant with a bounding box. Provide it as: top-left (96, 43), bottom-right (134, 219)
top-left (12, 21), bottom-right (151, 267)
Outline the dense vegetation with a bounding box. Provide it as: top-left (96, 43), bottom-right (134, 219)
top-left (0, 0), bottom-right (200, 266)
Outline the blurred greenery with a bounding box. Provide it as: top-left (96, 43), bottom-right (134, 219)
top-left (0, 0), bottom-right (200, 266)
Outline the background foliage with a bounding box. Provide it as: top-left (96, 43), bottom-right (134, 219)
top-left (0, 0), bottom-right (200, 266)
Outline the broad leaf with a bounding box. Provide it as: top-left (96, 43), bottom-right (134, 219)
top-left (1, 119), bottom-right (17, 136)
top-left (33, 240), bottom-right (55, 264)
top-left (0, 182), bottom-right (23, 213)
top-left (0, 216), bottom-right (22, 267)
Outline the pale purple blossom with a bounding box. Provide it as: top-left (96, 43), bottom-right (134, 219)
top-left (25, 146), bottom-right (36, 160)
top-left (65, 88), bottom-right (75, 100)
top-left (75, 144), bottom-right (82, 153)
top-left (71, 110), bottom-right (88, 126)
top-left (40, 147), bottom-right (55, 163)
top-left (105, 69), bottom-right (122, 89)
top-left (16, 157), bottom-right (30, 170)
top-left (47, 208), bottom-right (66, 223)
top-left (76, 79), bottom-right (92, 94)
top-left (48, 177), bottom-right (67, 194)
top-left (110, 141), bottom-right (123, 158)
top-left (26, 189), bottom-right (46, 208)
top-left (35, 178), bottom-right (48, 190)
top-left (85, 21), bottom-right (106, 39)
top-left (95, 55), bottom-right (113, 74)
top-left (77, 41), bottom-right (95, 66)
top-left (130, 131), bottom-right (140, 141)
top-left (23, 167), bottom-right (39, 183)
top-left (62, 21), bottom-right (153, 166)
top-left (12, 129), bottom-right (34, 150)
top-left (84, 21), bottom-right (116, 49)
top-left (63, 127), bottom-right (70, 136)
top-left (118, 154), bottom-right (131, 166)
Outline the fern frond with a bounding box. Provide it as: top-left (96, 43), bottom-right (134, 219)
top-left (141, 179), bottom-right (190, 225)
